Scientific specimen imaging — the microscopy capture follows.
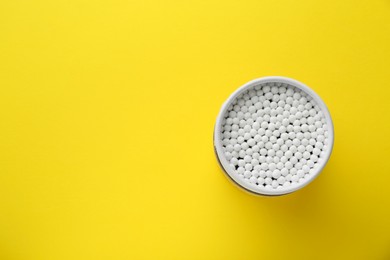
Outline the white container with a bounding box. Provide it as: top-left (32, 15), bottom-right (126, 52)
top-left (214, 76), bottom-right (334, 196)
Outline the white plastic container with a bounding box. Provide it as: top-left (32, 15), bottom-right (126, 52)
top-left (214, 76), bottom-right (334, 196)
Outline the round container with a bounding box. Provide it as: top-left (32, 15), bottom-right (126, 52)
top-left (214, 76), bottom-right (334, 196)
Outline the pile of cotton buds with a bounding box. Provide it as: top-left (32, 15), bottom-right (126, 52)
top-left (221, 83), bottom-right (329, 190)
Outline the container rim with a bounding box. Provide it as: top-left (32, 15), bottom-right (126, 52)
top-left (214, 76), bottom-right (334, 196)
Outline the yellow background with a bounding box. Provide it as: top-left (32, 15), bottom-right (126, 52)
top-left (0, 0), bottom-right (389, 259)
